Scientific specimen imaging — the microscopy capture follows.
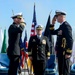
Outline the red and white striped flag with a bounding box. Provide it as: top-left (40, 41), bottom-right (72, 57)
top-left (30, 4), bottom-right (37, 36)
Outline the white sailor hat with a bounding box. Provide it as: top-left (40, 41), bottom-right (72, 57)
top-left (36, 24), bottom-right (43, 30)
top-left (55, 10), bottom-right (66, 16)
top-left (11, 12), bottom-right (23, 19)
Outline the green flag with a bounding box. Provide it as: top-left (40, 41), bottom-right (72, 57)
top-left (1, 29), bottom-right (7, 53)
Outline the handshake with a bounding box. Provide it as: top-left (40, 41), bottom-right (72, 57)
top-left (20, 18), bottom-right (26, 27)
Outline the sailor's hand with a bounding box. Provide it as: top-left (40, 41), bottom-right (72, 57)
top-left (65, 54), bottom-right (71, 59)
top-left (29, 56), bottom-right (33, 61)
top-left (20, 18), bottom-right (26, 26)
top-left (55, 51), bottom-right (57, 55)
top-left (20, 22), bottom-right (26, 27)
top-left (20, 18), bottom-right (25, 22)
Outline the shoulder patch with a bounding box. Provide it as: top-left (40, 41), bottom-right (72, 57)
top-left (58, 30), bottom-right (62, 35)
top-left (42, 39), bottom-right (46, 44)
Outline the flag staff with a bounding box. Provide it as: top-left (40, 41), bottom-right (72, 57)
top-left (12, 10), bottom-right (14, 15)
top-left (50, 10), bottom-right (52, 15)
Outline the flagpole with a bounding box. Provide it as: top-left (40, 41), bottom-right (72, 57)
top-left (34, 2), bottom-right (35, 6)
top-left (12, 10), bottom-right (14, 15)
top-left (50, 10), bottom-right (52, 15)
top-left (50, 10), bottom-right (55, 54)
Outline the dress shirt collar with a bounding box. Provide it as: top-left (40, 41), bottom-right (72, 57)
top-left (37, 35), bottom-right (42, 38)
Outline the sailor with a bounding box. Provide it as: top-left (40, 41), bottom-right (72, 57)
top-left (7, 12), bottom-right (26, 75)
top-left (50, 10), bottom-right (73, 75)
top-left (28, 24), bottom-right (50, 75)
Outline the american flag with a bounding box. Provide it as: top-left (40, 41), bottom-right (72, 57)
top-left (19, 30), bottom-right (28, 69)
top-left (30, 4), bottom-right (37, 36)
top-left (19, 38), bottom-right (25, 68)
top-left (23, 30), bottom-right (28, 59)
top-left (27, 4), bottom-right (37, 73)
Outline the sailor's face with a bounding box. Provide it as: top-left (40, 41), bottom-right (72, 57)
top-left (56, 15), bottom-right (62, 23)
top-left (36, 29), bottom-right (42, 35)
top-left (13, 18), bottom-right (22, 24)
top-left (13, 18), bottom-right (19, 23)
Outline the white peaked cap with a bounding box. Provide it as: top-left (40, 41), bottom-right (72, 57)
top-left (36, 24), bottom-right (43, 30)
top-left (11, 12), bottom-right (23, 19)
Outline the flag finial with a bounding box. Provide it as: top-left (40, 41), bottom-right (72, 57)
top-left (34, 2), bottom-right (35, 6)
top-left (50, 10), bottom-right (52, 15)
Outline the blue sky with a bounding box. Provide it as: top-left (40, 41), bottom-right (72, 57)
top-left (0, 0), bottom-right (75, 41)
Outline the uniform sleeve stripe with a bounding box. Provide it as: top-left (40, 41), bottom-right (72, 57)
top-left (66, 49), bottom-right (72, 53)
top-left (28, 52), bottom-right (32, 55)
top-left (21, 48), bottom-right (24, 50)
top-left (49, 27), bottom-right (54, 30)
